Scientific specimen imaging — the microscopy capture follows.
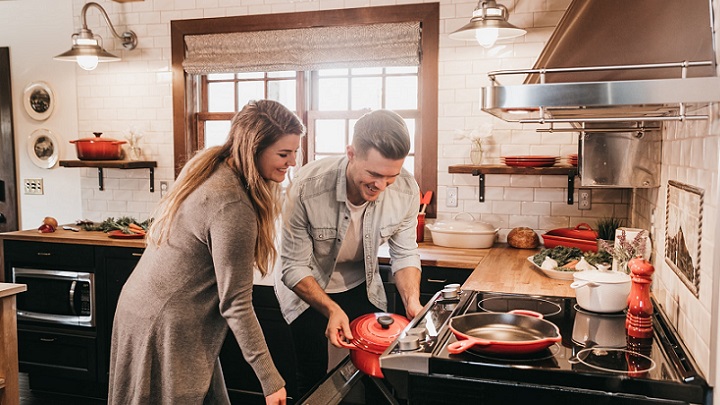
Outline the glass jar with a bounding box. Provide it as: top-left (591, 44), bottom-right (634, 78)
top-left (470, 142), bottom-right (483, 165)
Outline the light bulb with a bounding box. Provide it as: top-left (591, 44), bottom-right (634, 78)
top-left (77, 56), bottom-right (99, 71)
top-left (475, 28), bottom-right (499, 48)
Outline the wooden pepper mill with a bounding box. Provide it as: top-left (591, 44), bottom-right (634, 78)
top-left (626, 256), bottom-right (655, 338)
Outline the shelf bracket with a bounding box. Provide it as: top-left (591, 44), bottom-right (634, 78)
top-left (567, 170), bottom-right (576, 205)
top-left (97, 168), bottom-right (104, 191)
top-left (471, 169), bottom-right (485, 202)
top-left (149, 167), bottom-right (155, 192)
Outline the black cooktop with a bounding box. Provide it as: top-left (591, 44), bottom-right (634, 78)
top-left (427, 291), bottom-right (709, 404)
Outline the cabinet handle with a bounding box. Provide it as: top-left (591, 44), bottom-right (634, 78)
top-left (427, 278), bottom-right (447, 283)
top-left (131, 253), bottom-right (143, 257)
top-left (37, 252), bottom-right (52, 256)
top-left (40, 338), bottom-right (57, 342)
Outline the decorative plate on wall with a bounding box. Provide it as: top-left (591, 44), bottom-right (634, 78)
top-left (23, 81), bottom-right (55, 121)
top-left (27, 128), bottom-right (59, 169)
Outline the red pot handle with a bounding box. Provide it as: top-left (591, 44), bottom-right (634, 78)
top-left (447, 336), bottom-right (491, 354)
top-left (575, 223), bottom-right (594, 231)
top-left (508, 309), bottom-right (544, 319)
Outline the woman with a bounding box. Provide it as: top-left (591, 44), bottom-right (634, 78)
top-left (109, 100), bottom-right (304, 405)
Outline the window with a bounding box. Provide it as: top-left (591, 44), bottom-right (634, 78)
top-left (171, 4), bottom-right (438, 215)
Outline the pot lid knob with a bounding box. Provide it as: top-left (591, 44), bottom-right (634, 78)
top-left (93, 132), bottom-right (102, 138)
top-left (377, 315), bottom-right (394, 329)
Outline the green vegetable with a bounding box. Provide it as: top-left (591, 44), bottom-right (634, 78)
top-left (532, 246), bottom-right (583, 267)
top-left (583, 250), bottom-right (612, 267)
top-left (80, 216), bottom-right (152, 234)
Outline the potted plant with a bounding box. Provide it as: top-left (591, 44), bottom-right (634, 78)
top-left (595, 217), bottom-right (624, 250)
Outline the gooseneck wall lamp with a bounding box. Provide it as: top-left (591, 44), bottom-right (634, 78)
top-left (54, 2), bottom-right (138, 71)
top-left (449, 0), bottom-right (526, 48)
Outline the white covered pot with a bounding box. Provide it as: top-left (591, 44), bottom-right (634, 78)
top-left (426, 213), bottom-right (498, 249)
top-left (570, 268), bottom-right (631, 313)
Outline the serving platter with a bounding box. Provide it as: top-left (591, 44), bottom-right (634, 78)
top-left (526, 256), bottom-right (576, 280)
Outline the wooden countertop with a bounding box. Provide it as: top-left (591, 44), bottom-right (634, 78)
top-left (0, 283), bottom-right (26, 299)
top-left (379, 242), bottom-right (574, 298)
top-left (0, 227), bottom-right (146, 248)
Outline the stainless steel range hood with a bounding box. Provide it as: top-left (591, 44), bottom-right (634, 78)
top-left (481, 0), bottom-right (720, 124)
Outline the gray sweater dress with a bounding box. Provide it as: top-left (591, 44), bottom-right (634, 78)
top-left (108, 164), bottom-right (284, 404)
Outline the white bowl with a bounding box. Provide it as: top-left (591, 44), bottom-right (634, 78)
top-left (426, 214), bottom-right (498, 249)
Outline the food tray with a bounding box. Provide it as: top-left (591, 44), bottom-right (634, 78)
top-left (526, 256), bottom-right (576, 280)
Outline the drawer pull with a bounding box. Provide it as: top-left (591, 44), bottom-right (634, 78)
top-left (37, 252), bottom-right (52, 256)
top-left (427, 278), bottom-right (447, 283)
top-left (39, 338), bottom-right (57, 342)
top-left (131, 253), bottom-right (143, 257)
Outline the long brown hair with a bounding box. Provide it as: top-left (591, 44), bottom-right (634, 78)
top-left (150, 100), bottom-right (305, 276)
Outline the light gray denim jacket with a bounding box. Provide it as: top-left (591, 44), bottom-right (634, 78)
top-left (275, 156), bottom-right (421, 324)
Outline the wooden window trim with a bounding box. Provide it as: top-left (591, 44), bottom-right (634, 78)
top-left (171, 4), bottom-right (438, 216)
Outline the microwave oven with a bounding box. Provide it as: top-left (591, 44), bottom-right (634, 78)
top-left (11, 267), bottom-right (95, 327)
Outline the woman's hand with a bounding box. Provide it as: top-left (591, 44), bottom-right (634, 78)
top-left (265, 387), bottom-right (287, 405)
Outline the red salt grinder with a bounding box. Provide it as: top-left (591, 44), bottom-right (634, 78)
top-left (626, 256), bottom-right (655, 338)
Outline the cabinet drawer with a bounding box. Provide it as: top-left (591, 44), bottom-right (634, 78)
top-left (18, 328), bottom-right (97, 381)
top-left (5, 240), bottom-right (95, 268)
top-left (421, 267), bottom-right (470, 294)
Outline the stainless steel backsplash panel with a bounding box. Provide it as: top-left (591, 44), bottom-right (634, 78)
top-left (579, 130), bottom-right (661, 188)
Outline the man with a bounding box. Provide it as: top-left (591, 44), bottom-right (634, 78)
top-left (275, 109), bottom-right (423, 395)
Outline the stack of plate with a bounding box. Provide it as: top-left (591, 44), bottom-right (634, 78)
top-left (568, 154), bottom-right (578, 166)
top-left (501, 155), bottom-right (559, 167)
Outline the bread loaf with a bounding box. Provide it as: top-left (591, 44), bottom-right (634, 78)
top-left (507, 227), bottom-right (540, 248)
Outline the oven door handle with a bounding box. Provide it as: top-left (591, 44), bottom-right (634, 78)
top-left (69, 280), bottom-right (77, 315)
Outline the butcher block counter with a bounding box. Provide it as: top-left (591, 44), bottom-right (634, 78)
top-left (0, 226), bottom-right (146, 248)
top-left (379, 242), bottom-right (574, 298)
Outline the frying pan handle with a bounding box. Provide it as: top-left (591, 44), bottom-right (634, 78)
top-left (447, 337), bottom-right (491, 354)
top-left (508, 309), bottom-right (543, 319)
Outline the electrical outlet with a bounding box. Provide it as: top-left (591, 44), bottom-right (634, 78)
top-left (578, 189), bottom-right (591, 210)
top-left (160, 181), bottom-right (168, 197)
top-left (447, 187), bottom-right (458, 208)
top-left (23, 178), bottom-right (44, 195)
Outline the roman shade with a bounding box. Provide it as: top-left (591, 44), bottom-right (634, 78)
top-left (182, 21), bottom-right (421, 74)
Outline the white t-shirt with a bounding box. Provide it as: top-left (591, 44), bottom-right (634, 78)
top-left (325, 200), bottom-right (368, 293)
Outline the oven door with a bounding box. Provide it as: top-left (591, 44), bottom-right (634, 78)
top-left (12, 267), bottom-right (95, 327)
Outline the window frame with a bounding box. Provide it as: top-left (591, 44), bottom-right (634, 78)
top-left (171, 4), bottom-right (438, 216)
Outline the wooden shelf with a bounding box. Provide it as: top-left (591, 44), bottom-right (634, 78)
top-left (448, 164), bottom-right (578, 204)
top-left (59, 160), bottom-right (158, 192)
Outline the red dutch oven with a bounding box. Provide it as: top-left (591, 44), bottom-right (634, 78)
top-left (70, 132), bottom-right (126, 160)
top-left (338, 312), bottom-right (409, 378)
top-left (542, 223), bottom-right (599, 252)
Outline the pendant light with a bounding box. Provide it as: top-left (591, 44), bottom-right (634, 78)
top-left (449, 0), bottom-right (526, 48)
top-left (54, 2), bottom-right (137, 71)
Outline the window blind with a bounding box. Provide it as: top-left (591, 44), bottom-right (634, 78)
top-left (182, 22), bottom-right (421, 74)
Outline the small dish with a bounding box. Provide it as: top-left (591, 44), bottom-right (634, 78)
top-left (527, 256), bottom-right (576, 280)
top-left (108, 230), bottom-right (144, 239)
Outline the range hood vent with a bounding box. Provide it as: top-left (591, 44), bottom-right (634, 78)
top-left (481, 0), bottom-right (720, 124)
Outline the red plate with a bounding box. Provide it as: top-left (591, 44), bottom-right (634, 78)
top-left (502, 155), bottom-right (558, 160)
top-left (504, 160), bottom-right (557, 167)
top-left (108, 230), bottom-right (145, 239)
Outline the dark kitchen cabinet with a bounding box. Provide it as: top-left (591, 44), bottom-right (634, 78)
top-left (381, 264), bottom-right (471, 313)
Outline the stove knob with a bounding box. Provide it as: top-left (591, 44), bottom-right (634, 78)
top-left (398, 336), bottom-right (420, 351)
top-left (441, 287), bottom-right (458, 299)
top-left (407, 327), bottom-right (427, 340)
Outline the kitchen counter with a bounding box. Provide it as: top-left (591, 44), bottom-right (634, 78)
top-left (379, 242), bottom-right (574, 298)
top-left (0, 226), bottom-right (146, 249)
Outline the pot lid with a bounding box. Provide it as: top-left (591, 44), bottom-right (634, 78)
top-left (545, 223), bottom-right (598, 241)
top-left (428, 213), bottom-right (497, 234)
top-left (349, 312), bottom-right (409, 354)
top-left (71, 132), bottom-right (124, 143)
top-left (573, 269), bottom-right (631, 284)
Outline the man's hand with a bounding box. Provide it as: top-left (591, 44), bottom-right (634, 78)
top-left (326, 307), bottom-right (353, 347)
top-left (405, 300), bottom-right (424, 320)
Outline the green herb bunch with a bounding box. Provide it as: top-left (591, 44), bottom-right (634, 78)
top-left (596, 217), bottom-right (625, 241)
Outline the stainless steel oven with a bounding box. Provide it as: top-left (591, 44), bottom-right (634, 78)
top-left (11, 267), bottom-right (95, 327)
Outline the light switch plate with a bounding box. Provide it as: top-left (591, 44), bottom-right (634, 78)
top-left (23, 178), bottom-right (44, 195)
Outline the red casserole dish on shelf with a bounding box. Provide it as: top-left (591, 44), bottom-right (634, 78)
top-left (541, 223), bottom-right (598, 252)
